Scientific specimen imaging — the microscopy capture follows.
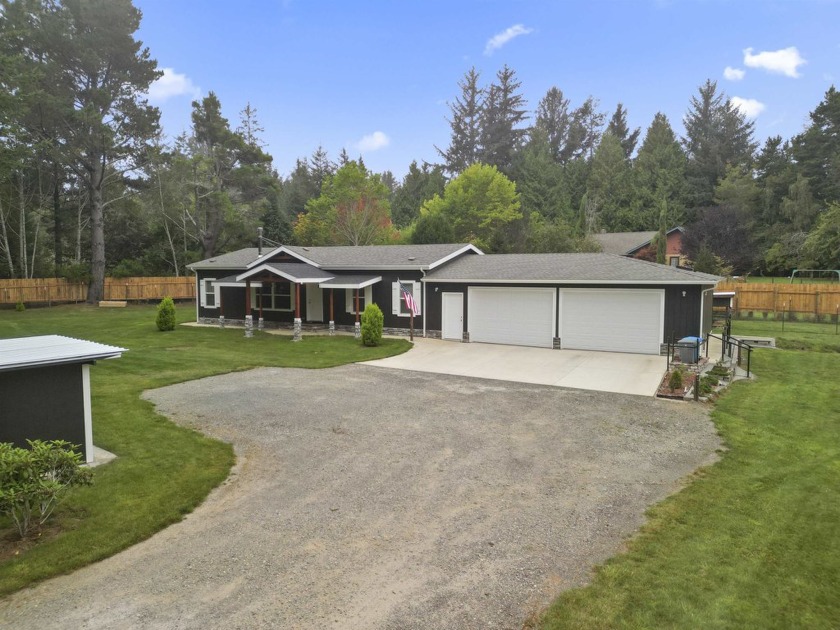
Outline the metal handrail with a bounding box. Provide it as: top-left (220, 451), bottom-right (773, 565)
top-left (706, 331), bottom-right (752, 377)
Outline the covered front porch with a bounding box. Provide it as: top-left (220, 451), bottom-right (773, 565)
top-left (210, 262), bottom-right (382, 340)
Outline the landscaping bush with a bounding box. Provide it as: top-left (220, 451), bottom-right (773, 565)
top-left (668, 367), bottom-right (685, 391)
top-left (360, 303), bottom-right (384, 346)
top-left (156, 296), bottom-right (176, 331)
top-left (14, 302), bottom-right (24, 312)
top-left (0, 440), bottom-right (93, 539)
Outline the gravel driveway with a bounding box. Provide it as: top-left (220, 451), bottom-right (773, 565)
top-left (1, 365), bottom-right (719, 630)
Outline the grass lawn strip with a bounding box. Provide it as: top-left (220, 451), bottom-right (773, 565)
top-left (538, 322), bottom-right (840, 629)
top-left (0, 304), bottom-right (410, 595)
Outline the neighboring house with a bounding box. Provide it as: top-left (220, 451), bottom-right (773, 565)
top-left (593, 227), bottom-right (686, 267)
top-left (0, 335), bottom-right (125, 464)
top-left (188, 244), bottom-right (719, 355)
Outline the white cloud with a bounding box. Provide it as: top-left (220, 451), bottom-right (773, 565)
top-left (730, 96), bottom-right (766, 118)
top-left (147, 68), bottom-right (200, 102)
top-left (484, 24), bottom-right (534, 56)
top-left (723, 66), bottom-right (745, 81)
top-left (743, 47), bottom-right (806, 78)
top-left (355, 131), bottom-right (390, 152)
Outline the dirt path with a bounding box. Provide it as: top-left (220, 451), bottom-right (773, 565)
top-left (0, 365), bottom-right (719, 629)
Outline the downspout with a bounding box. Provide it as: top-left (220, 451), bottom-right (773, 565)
top-left (421, 269), bottom-right (426, 338)
top-left (700, 286), bottom-right (715, 336)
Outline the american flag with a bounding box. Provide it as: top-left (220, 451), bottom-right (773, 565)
top-left (399, 280), bottom-right (420, 316)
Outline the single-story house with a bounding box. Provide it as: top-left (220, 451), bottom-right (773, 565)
top-left (0, 335), bottom-right (125, 464)
top-left (188, 243), bottom-right (719, 355)
top-left (593, 227), bottom-right (686, 267)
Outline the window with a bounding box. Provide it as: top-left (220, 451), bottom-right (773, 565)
top-left (346, 286), bottom-right (373, 314)
top-left (391, 281), bottom-right (421, 316)
top-left (259, 282), bottom-right (295, 311)
top-left (669, 256), bottom-right (680, 267)
top-left (201, 278), bottom-right (217, 309)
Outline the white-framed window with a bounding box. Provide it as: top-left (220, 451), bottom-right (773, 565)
top-left (669, 256), bottom-right (680, 267)
top-left (346, 286), bottom-right (373, 314)
top-left (391, 281), bottom-right (421, 316)
top-left (259, 282), bottom-right (295, 311)
top-left (200, 278), bottom-right (217, 309)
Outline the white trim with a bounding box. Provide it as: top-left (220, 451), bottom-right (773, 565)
top-left (259, 282), bottom-right (296, 312)
top-left (213, 281), bottom-right (264, 288)
top-left (422, 271), bottom-right (427, 336)
top-left (392, 280), bottom-right (422, 316)
top-left (441, 292), bottom-right (464, 340)
top-left (345, 286), bottom-right (373, 314)
top-left (427, 244), bottom-right (485, 270)
top-left (194, 275), bottom-right (199, 322)
top-left (244, 246), bottom-right (321, 269)
top-left (200, 277), bottom-right (218, 309)
top-left (82, 364), bottom-right (93, 465)
top-left (422, 278), bottom-right (719, 286)
top-left (700, 287), bottom-right (715, 336)
top-left (237, 262), bottom-right (333, 284)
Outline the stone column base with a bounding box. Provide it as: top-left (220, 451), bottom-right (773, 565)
top-left (354, 322), bottom-right (361, 339)
top-left (293, 317), bottom-right (302, 342)
top-left (218, 315), bottom-right (225, 329)
top-left (329, 321), bottom-right (335, 336)
top-left (258, 317), bottom-right (264, 331)
top-left (244, 315), bottom-right (253, 338)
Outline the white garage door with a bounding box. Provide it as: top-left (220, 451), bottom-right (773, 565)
top-left (560, 289), bottom-right (663, 354)
top-left (468, 287), bottom-right (555, 348)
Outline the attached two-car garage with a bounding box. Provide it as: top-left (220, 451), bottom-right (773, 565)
top-left (466, 286), bottom-right (664, 355)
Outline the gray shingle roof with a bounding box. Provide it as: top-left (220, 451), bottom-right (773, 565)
top-left (283, 244), bottom-right (478, 269)
top-left (253, 262), bottom-right (335, 281)
top-left (592, 231), bottom-right (657, 255)
top-left (0, 335), bottom-right (125, 372)
top-left (188, 248), bottom-right (261, 270)
top-left (424, 253), bottom-right (720, 285)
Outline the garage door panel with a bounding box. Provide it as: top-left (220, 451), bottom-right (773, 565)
top-left (561, 290), bottom-right (662, 354)
top-left (469, 288), bottom-right (555, 348)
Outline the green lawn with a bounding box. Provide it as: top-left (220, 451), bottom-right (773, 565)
top-left (538, 322), bottom-right (840, 628)
top-left (0, 304), bottom-right (410, 595)
top-left (731, 318), bottom-right (840, 353)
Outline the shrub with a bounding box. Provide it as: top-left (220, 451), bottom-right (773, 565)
top-left (0, 440), bottom-right (93, 539)
top-left (668, 367), bottom-right (685, 391)
top-left (15, 301), bottom-right (25, 312)
top-left (156, 296), bottom-right (176, 331)
top-left (360, 303), bottom-right (384, 346)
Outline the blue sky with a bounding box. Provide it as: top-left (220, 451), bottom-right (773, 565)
top-left (135, 0), bottom-right (840, 179)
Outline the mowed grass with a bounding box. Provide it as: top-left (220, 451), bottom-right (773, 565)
top-left (538, 323), bottom-right (840, 628)
top-left (731, 318), bottom-right (840, 353)
top-left (0, 303), bottom-right (410, 595)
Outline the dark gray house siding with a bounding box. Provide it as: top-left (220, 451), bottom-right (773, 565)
top-left (0, 364), bottom-right (86, 458)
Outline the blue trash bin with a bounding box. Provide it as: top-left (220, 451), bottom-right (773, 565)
top-left (677, 336), bottom-right (702, 363)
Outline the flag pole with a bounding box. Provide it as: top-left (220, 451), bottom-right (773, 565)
top-left (409, 308), bottom-right (414, 341)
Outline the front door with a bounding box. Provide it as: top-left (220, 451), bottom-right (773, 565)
top-left (442, 292), bottom-right (463, 341)
top-left (306, 284), bottom-right (324, 322)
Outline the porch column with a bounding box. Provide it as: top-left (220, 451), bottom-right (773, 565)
top-left (329, 288), bottom-right (335, 336)
top-left (354, 288), bottom-right (361, 338)
top-left (244, 279), bottom-right (253, 337)
top-left (293, 282), bottom-right (302, 342)
top-left (257, 284), bottom-right (264, 330)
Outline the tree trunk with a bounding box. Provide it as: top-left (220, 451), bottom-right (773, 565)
top-left (53, 166), bottom-right (63, 275)
top-left (86, 160), bottom-right (106, 303)
top-left (0, 196), bottom-right (15, 278)
top-left (18, 173), bottom-right (28, 279)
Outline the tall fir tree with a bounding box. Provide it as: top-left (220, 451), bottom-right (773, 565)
top-left (437, 67), bottom-right (484, 175)
top-left (792, 86), bottom-right (840, 204)
top-left (479, 65), bottom-right (528, 174)
top-left (606, 103), bottom-right (641, 159)
top-left (534, 87), bottom-right (573, 164)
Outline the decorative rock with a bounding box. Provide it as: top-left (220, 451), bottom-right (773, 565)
top-left (293, 317), bottom-right (302, 342)
top-left (244, 315), bottom-right (253, 338)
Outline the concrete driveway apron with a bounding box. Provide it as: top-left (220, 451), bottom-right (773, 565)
top-left (366, 338), bottom-right (666, 396)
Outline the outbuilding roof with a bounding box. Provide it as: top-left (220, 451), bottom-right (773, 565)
top-left (0, 335), bottom-right (126, 373)
top-left (592, 227), bottom-right (684, 256)
top-left (423, 253), bottom-right (720, 285)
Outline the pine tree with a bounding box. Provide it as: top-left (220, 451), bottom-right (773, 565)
top-left (792, 86), bottom-right (840, 204)
top-left (606, 103), bottom-right (641, 159)
top-left (534, 87), bottom-right (573, 164)
top-left (682, 79), bottom-right (757, 208)
top-left (479, 65), bottom-right (528, 174)
top-left (437, 67), bottom-right (484, 175)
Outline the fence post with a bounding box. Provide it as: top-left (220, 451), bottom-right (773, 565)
top-left (815, 291), bottom-right (820, 322)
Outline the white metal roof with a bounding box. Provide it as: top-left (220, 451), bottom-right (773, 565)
top-left (0, 335), bottom-right (126, 372)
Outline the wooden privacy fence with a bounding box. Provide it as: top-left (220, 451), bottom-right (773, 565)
top-left (0, 276), bottom-right (195, 305)
top-left (716, 281), bottom-right (840, 320)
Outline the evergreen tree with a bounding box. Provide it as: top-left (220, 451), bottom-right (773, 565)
top-left (606, 103), bottom-right (641, 159)
top-left (570, 97), bottom-right (606, 161)
top-left (792, 86), bottom-right (840, 204)
top-left (534, 87), bottom-right (573, 164)
top-left (391, 161), bottom-right (446, 228)
top-left (682, 79), bottom-right (757, 209)
top-left (480, 65), bottom-right (528, 174)
top-left (587, 133), bottom-right (634, 230)
top-left (634, 113), bottom-right (687, 226)
top-left (437, 67), bottom-right (484, 175)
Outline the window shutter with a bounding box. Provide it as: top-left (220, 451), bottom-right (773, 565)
top-left (199, 278), bottom-right (206, 307)
top-left (365, 285), bottom-right (373, 306)
top-left (412, 282), bottom-right (422, 315)
top-left (346, 289), bottom-right (352, 314)
top-left (392, 282), bottom-right (400, 315)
